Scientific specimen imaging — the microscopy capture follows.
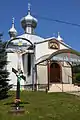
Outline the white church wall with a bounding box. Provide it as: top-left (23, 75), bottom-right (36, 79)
top-left (7, 53), bottom-right (25, 90)
top-left (26, 75), bottom-right (32, 86)
top-left (60, 43), bottom-right (69, 50)
top-left (62, 62), bottom-right (72, 84)
top-left (36, 41), bottom-right (57, 60)
top-left (7, 53), bottom-right (18, 86)
top-left (22, 53), bottom-right (33, 85)
top-left (37, 65), bottom-right (48, 85)
top-left (36, 41), bottom-right (70, 62)
top-left (22, 53), bottom-right (30, 88)
top-left (22, 54), bottom-right (27, 74)
top-left (22, 54), bottom-right (28, 85)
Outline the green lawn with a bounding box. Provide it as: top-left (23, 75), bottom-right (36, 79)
top-left (0, 91), bottom-right (80, 120)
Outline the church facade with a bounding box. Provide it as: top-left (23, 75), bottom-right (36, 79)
top-left (6, 4), bottom-right (80, 92)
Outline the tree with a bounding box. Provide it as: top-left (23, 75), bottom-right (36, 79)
top-left (73, 64), bottom-right (80, 83)
top-left (0, 33), bottom-right (12, 99)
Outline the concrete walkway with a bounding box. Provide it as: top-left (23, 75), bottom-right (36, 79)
top-left (67, 91), bottom-right (80, 96)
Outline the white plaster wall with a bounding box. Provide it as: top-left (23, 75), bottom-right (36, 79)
top-left (22, 54), bottom-right (27, 74)
top-left (60, 43), bottom-right (69, 49)
top-left (7, 53), bottom-right (25, 87)
top-left (23, 53), bottom-right (34, 85)
top-left (22, 54), bottom-right (28, 85)
top-left (37, 65), bottom-right (48, 84)
top-left (36, 41), bottom-right (69, 61)
top-left (62, 62), bottom-right (72, 83)
top-left (22, 53), bottom-right (33, 85)
top-left (36, 42), bottom-right (57, 60)
top-left (7, 53), bottom-right (18, 86)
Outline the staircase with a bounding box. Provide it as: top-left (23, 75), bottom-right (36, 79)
top-left (48, 83), bottom-right (80, 92)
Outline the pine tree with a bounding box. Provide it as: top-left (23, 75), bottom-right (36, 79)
top-left (0, 33), bottom-right (12, 99)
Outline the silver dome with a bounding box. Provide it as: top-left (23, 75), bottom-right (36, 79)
top-left (8, 18), bottom-right (17, 38)
top-left (21, 3), bottom-right (37, 34)
top-left (21, 13), bottom-right (37, 29)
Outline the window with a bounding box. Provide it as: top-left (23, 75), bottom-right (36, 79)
top-left (27, 53), bottom-right (31, 76)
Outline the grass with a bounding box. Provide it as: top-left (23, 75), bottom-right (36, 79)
top-left (0, 91), bottom-right (80, 120)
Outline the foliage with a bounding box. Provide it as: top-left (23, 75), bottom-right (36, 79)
top-left (0, 38), bottom-right (12, 99)
top-left (73, 65), bottom-right (80, 83)
top-left (73, 65), bottom-right (80, 73)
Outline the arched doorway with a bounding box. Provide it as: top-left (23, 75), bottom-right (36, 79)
top-left (50, 62), bottom-right (61, 83)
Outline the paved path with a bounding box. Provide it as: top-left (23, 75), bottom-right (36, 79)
top-left (67, 92), bottom-right (80, 96)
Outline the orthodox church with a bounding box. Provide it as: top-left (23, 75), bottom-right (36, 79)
top-left (7, 4), bottom-right (80, 92)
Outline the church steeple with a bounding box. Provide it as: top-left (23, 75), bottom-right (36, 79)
top-left (8, 18), bottom-right (17, 39)
top-left (21, 3), bottom-right (37, 34)
top-left (57, 32), bottom-right (63, 41)
top-left (28, 3), bottom-right (31, 15)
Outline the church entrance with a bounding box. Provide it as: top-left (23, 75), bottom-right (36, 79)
top-left (49, 62), bottom-right (61, 83)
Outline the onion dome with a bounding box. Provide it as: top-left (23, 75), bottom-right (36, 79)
top-left (8, 18), bottom-right (17, 38)
top-left (21, 3), bottom-right (37, 34)
top-left (57, 32), bottom-right (63, 41)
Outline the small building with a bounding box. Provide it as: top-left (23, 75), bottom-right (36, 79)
top-left (7, 4), bottom-right (80, 92)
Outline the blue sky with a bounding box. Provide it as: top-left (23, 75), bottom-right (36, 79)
top-left (0, 0), bottom-right (80, 51)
